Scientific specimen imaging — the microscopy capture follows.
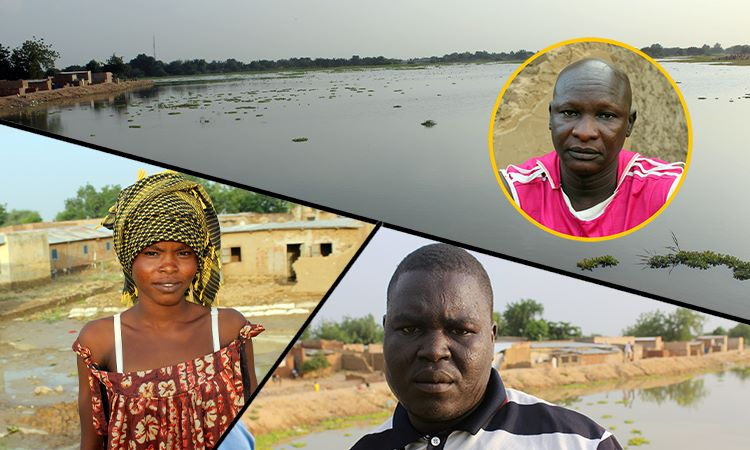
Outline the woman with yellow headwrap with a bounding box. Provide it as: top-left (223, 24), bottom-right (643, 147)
top-left (73, 171), bottom-right (263, 450)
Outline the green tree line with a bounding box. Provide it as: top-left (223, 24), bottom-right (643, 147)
top-left (0, 177), bottom-right (291, 227)
top-left (494, 299), bottom-right (583, 341)
top-left (640, 42), bottom-right (750, 58)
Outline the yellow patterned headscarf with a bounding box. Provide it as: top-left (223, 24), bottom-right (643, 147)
top-left (102, 171), bottom-right (222, 306)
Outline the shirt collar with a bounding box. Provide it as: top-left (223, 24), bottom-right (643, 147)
top-left (388, 370), bottom-right (508, 448)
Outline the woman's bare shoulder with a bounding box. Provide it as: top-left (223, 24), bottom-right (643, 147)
top-left (77, 316), bottom-right (115, 366)
top-left (217, 307), bottom-right (249, 345)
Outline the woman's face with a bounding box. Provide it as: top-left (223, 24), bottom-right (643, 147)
top-left (131, 241), bottom-right (198, 306)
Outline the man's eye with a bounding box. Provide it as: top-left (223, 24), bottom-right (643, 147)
top-left (561, 110), bottom-right (578, 117)
top-left (451, 329), bottom-right (470, 336)
top-left (598, 112), bottom-right (616, 120)
top-left (399, 327), bottom-right (419, 334)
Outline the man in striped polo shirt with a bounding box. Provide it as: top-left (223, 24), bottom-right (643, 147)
top-left (351, 244), bottom-right (621, 449)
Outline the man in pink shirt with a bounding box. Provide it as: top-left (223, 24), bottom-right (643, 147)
top-left (500, 58), bottom-right (684, 238)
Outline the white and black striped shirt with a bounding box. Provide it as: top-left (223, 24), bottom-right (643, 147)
top-left (351, 370), bottom-right (622, 450)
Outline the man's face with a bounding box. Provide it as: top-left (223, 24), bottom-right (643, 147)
top-left (384, 270), bottom-right (496, 431)
top-left (549, 64), bottom-right (636, 177)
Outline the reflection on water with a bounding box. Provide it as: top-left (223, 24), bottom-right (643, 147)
top-left (638, 377), bottom-right (707, 407)
top-left (277, 368), bottom-right (749, 449)
top-left (3, 63), bottom-right (749, 320)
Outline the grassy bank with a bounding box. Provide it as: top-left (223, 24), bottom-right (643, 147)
top-left (255, 411), bottom-right (390, 448)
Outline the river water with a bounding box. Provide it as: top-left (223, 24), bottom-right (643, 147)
top-left (2, 62), bottom-right (749, 320)
top-left (273, 367), bottom-right (750, 449)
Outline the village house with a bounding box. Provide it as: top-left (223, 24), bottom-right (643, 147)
top-left (0, 230), bottom-right (51, 289)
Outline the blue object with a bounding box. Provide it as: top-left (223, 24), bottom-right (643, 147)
top-left (218, 420), bottom-right (255, 450)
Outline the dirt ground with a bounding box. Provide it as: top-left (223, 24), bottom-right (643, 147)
top-left (245, 351), bottom-right (750, 440)
top-left (0, 80), bottom-right (154, 116)
top-left (492, 41), bottom-right (689, 170)
top-left (0, 266), bottom-right (321, 449)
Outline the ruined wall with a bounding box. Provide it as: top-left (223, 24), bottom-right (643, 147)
top-left (341, 353), bottom-right (373, 373)
top-left (728, 337), bottom-right (745, 351)
top-left (221, 226), bottom-right (367, 281)
top-left (0, 231), bottom-right (50, 288)
top-left (504, 342), bottom-right (532, 368)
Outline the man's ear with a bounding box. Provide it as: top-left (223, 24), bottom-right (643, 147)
top-left (382, 314), bottom-right (387, 328)
top-left (626, 109), bottom-right (637, 137)
top-left (491, 323), bottom-right (497, 341)
top-left (548, 103), bottom-right (552, 130)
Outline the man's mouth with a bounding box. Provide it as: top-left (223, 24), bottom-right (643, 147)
top-left (567, 147), bottom-right (600, 161)
top-left (413, 371), bottom-right (455, 393)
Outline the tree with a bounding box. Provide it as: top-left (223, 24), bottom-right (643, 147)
top-left (623, 309), bottom-right (706, 341)
top-left (623, 310), bottom-right (668, 337)
top-left (4, 209), bottom-right (42, 225)
top-left (500, 299), bottom-right (547, 340)
top-left (547, 321), bottom-right (583, 340)
top-left (10, 36), bottom-right (59, 79)
top-left (85, 59), bottom-right (103, 73)
top-left (711, 326), bottom-right (728, 336)
top-left (663, 308), bottom-right (706, 341)
top-left (0, 44), bottom-right (12, 80)
top-left (103, 54), bottom-right (128, 78)
top-left (313, 314), bottom-right (384, 344)
top-left (0, 203), bottom-right (7, 226)
top-left (729, 323), bottom-right (750, 341)
top-left (55, 183), bottom-right (122, 221)
top-left (185, 176), bottom-right (291, 214)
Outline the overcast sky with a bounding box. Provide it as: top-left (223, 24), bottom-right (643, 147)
top-left (2, 0), bottom-right (749, 67)
top-left (315, 227), bottom-right (738, 336)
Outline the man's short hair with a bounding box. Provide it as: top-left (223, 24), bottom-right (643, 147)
top-left (386, 243), bottom-right (493, 309)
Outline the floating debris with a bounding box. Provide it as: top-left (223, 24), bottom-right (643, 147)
top-left (577, 255), bottom-right (619, 271)
top-left (128, 125), bottom-right (141, 128)
top-left (627, 437), bottom-right (650, 446)
top-left (697, 97), bottom-right (707, 100)
top-left (393, 105), bottom-right (402, 108)
top-left (421, 120), bottom-right (437, 127)
top-left (292, 137), bottom-right (309, 143)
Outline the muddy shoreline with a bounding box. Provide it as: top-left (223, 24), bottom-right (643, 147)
top-left (246, 350), bottom-right (750, 439)
top-left (0, 80), bottom-right (154, 115)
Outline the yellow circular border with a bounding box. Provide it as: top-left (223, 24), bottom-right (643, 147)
top-left (488, 37), bottom-right (693, 242)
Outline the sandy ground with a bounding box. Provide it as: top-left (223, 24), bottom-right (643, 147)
top-left (0, 266), bottom-right (322, 449)
top-left (492, 41), bottom-right (689, 170)
top-left (245, 351), bottom-right (750, 440)
top-left (0, 80), bottom-right (154, 116)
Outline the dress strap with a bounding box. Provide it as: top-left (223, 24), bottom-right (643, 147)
top-left (211, 307), bottom-right (220, 352)
top-left (114, 313), bottom-right (123, 373)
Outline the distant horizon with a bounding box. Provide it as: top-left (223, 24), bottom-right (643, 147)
top-left (4, 0), bottom-right (750, 67)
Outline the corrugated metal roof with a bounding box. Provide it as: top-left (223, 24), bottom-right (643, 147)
top-left (222, 218), bottom-right (363, 234)
top-left (45, 224), bottom-right (113, 244)
top-left (530, 342), bottom-right (619, 354)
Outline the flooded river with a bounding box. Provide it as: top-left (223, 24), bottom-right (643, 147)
top-left (274, 367), bottom-right (750, 449)
top-left (3, 62), bottom-right (748, 321)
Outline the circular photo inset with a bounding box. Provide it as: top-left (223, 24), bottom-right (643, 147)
top-left (490, 38), bottom-right (691, 241)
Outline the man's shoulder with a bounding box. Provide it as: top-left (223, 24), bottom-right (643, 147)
top-left (494, 388), bottom-right (621, 448)
top-left (349, 415), bottom-right (396, 450)
top-left (624, 153), bottom-right (684, 180)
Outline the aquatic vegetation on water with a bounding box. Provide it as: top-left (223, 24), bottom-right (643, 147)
top-left (577, 255), bottom-right (619, 271)
top-left (641, 233), bottom-right (750, 280)
top-left (292, 137), bottom-right (309, 143)
top-left (421, 119), bottom-right (436, 127)
top-left (627, 436), bottom-right (650, 446)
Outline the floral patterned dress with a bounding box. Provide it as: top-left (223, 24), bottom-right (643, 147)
top-left (73, 322), bottom-right (264, 450)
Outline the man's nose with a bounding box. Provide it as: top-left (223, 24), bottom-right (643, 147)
top-left (417, 331), bottom-right (451, 362)
top-left (571, 114), bottom-right (600, 141)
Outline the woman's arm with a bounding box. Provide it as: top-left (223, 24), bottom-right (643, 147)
top-left (219, 308), bottom-right (261, 396)
top-left (243, 337), bottom-right (258, 395)
top-left (77, 354), bottom-right (105, 450)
